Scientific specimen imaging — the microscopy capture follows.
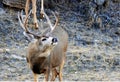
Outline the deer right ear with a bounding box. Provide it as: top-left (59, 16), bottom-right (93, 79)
top-left (23, 32), bottom-right (35, 41)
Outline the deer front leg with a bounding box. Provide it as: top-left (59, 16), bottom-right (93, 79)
top-left (32, 0), bottom-right (38, 29)
top-left (33, 73), bottom-right (38, 82)
top-left (44, 67), bottom-right (50, 82)
top-left (59, 60), bottom-right (65, 81)
top-left (51, 68), bottom-right (59, 81)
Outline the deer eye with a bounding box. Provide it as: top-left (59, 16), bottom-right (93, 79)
top-left (42, 38), bottom-right (47, 41)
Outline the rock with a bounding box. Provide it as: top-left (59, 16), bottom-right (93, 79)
top-left (0, 8), bottom-right (5, 15)
top-left (3, 0), bottom-right (26, 9)
top-left (2, 0), bottom-right (56, 9)
top-left (94, 55), bottom-right (102, 60)
top-left (113, 59), bottom-right (120, 66)
top-left (73, 55), bottom-right (79, 60)
top-left (94, 0), bottom-right (105, 5)
top-left (0, 48), bottom-right (10, 53)
top-left (112, 0), bottom-right (120, 3)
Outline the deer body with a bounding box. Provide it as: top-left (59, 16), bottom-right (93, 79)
top-left (26, 25), bottom-right (68, 80)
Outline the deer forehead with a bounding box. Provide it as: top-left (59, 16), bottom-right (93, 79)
top-left (41, 37), bottom-right (53, 41)
top-left (31, 39), bottom-right (38, 43)
top-left (41, 37), bottom-right (55, 48)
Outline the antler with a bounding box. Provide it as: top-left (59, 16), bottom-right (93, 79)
top-left (40, 0), bottom-right (59, 34)
top-left (52, 11), bottom-right (59, 30)
top-left (18, 10), bottom-right (41, 39)
top-left (43, 11), bottom-right (59, 33)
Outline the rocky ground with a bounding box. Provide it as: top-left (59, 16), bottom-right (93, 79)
top-left (0, 1), bottom-right (120, 81)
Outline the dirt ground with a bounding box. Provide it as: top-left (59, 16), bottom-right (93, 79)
top-left (0, 1), bottom-right (120, 81)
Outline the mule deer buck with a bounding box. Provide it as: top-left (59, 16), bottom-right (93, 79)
top-left (25, 0), bottom-right (44, 29)
top-left (18, 1), bottom-right (68, 82)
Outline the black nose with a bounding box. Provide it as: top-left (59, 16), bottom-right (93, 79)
top-left (52, 38), bottom-right (58, 43)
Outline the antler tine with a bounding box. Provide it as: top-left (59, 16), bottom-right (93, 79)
top-left (52, 11), bottom-right (59, 30)
top-left (18, 10), bottom-right (31, 32)
top-left (24, 9), bottom-right (32, 30)
top-left (43, 11), bottom-right (59, 33)
top-left (18, 10), bottom-right (41, 38)
top-left (18, 12), bottom-right (26, 32)
top-left (43, 12), bottom-right (53, 31)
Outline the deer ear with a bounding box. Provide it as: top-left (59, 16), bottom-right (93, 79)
top-left (23, 32), bottom-right (35, 41)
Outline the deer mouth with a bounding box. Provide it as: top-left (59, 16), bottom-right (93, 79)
top-left (52, 42), bottom-right (58, 46)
